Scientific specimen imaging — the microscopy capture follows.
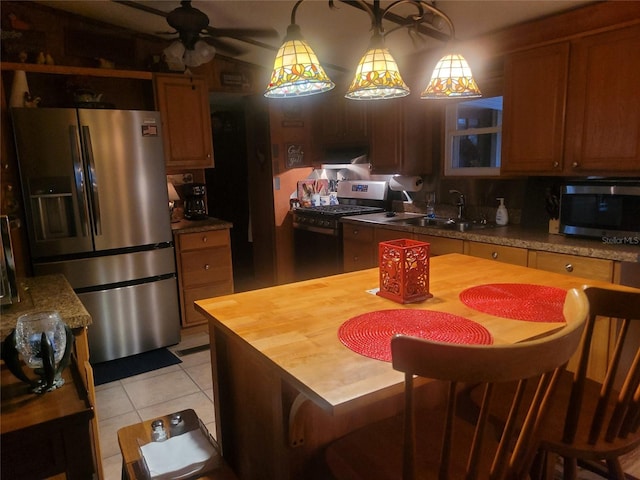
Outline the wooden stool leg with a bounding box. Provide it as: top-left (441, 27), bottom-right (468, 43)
top-left (563, 457), bottom-right (578, 480)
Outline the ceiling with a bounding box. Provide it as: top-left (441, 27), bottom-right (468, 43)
top-left (36, 0), bottom-right (595, 75)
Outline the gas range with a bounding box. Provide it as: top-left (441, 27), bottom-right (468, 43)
top-left (293, 204), bottom-right (384, 235)
top-left (293, 180), bottom-right (388, 235)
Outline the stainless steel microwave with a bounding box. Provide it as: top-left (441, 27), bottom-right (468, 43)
top-left (559, 182), bottom-right (640, 239)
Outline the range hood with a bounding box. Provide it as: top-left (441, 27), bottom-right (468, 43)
top-left (320, 147), bottom-right (369, 170)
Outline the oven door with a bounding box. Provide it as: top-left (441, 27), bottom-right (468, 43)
top-left (293, 226), bottom-right (343, 281)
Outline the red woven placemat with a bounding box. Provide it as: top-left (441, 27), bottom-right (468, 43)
top-left (338, 309), bottom-right (493, 362)
top-left (460, 283), bottom-right (567, 323)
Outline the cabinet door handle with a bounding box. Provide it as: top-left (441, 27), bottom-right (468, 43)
top-left (354, 256), bottom-right (359, 261)
top-left (202, 236), bottom-right (208, 243)
top-left (353, 229), bottom-right (359, 236)
top-left (204, 264), bottom-right (210, 270)
top-left (565, 263), bottom-right (574, 273)
top-left (552, 161), bottom-right (560, 168)
top-left (572, 162), bottom-right (579, 168)
top-left (491, 252), bottom-right (498, 259)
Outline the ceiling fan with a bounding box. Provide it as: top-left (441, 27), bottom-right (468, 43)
top-left (115, 0), bottom-right (278, 57)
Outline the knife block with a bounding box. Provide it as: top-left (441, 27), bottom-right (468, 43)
top-left (377, 239), bottom-right (432, 304)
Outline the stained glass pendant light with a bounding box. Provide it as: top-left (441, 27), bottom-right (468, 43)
top-left (345, 33), bottom-right (410, 100)
top-left (421, 53), bottom-right (482, 99)
top-left (264, 20), bottom-right (334, 98)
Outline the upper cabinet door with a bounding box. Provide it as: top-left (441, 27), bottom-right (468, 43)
top-left (564, 25), bottom-right (640, 174)
top-left (319, 93), bottom-right (368, 147)
top-left (501, 42), bottom-right (570, 174)
top-left (369, 96), bottom-right (433, 176)
top-left (154, 73), bottom-right (214, 170)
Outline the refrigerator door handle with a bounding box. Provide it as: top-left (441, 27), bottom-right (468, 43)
top-left (69, 125), bottom-right (90, 237)
top-left (81, 125), bottom-right (102, 236)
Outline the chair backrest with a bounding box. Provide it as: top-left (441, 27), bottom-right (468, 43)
top-left (390, 287), bottom-right (588, 480)
top-left (562, 285), bottom-right (640, 446)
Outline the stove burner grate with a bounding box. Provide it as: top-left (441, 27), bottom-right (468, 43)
top-left (295, 205), bottom-right (383, 217)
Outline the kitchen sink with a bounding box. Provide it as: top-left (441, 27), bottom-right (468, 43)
top-left (389, 216), bottom-right (495, 232)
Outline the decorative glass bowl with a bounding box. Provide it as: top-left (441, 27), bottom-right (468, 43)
top-left (2, 311), bottom-right (74, 393)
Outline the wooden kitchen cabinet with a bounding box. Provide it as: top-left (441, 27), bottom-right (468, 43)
top-left (563, 24), bottom-right (640, 174)
top-left (501, 42), bottom-right (569, 174)
top-left (174, 229), bottom-right (233, 327)
top-left (154, 73), bottom-right (214, 171)
top-left (319, 92), bottom-right (368, 147)
top-left (343, 224), bottom-right (376, 272)
top-left (527, 251), bottom-right (614, 283)
top-left (368, 96), bottom-right (432, 175)
top-left (463, 241), bottom-right (528, 266)
top-left (414, 233), bottom-right (464, 257)
top-left (501, 24), bottom-right (640, 176)
top-left (528, 250), bottom-right (615, 382)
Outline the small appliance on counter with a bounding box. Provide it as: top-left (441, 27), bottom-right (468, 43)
top-left (184, 183), bottom-right (208, 220)
top-left (559, 180), bottom-right (640, 239)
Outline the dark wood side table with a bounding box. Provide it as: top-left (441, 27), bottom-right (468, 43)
top-left (0, 360), bottom-right (96, 479)
top-left (117, 408), bottom-right (238, 480)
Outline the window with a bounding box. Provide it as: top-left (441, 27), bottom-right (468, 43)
top-left (444, 96), bottom-right (502, 176)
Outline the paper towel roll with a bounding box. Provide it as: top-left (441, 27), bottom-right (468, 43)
top-left (389, 176), bottom-right (423, 192)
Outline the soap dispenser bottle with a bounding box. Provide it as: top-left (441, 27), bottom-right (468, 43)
top-left (496, 197), bottom-right (509, 226)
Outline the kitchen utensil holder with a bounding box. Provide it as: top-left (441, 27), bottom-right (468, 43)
top-left (377, 239), bottom-right (432, 304)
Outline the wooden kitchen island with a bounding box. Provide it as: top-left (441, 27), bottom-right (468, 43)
top-left (195, 253), bottom-right (635, 480)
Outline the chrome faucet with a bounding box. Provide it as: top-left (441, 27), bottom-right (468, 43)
top-left (449, 190), bottom-right (466, 221)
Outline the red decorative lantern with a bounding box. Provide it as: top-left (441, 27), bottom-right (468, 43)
top-left (377, 239), bottom-right (432, 304)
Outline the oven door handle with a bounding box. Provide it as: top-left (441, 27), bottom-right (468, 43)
top-left (293, 224), bottom-right (339, 236)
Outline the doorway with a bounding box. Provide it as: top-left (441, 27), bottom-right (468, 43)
top-left (206, 95), bottom-right (253, 291)
top-left (206, 94), bottom-right (276, 292)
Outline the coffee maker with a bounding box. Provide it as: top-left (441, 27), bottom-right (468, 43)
top-left (184, 183), bottom-right (208, 220)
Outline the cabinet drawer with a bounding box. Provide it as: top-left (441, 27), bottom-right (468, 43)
top-left (343, 240), bottom-right (375, 272)
top-left (375, 228), bottom-right (409, 243)
top-left (181, 248), bottom-right (232, 287)
top-left (414, 234), bottom-right (464, 256)
top-left (343, 225), bottom-right (374, 242)
top-left (464, 242), bottom-right (528, 266)
top-left (178, 229), bottom-right (229, 251)
top-left (530, 251), bottom-right (613, 282)
top-left (184, 282), bottom-right (233, 326)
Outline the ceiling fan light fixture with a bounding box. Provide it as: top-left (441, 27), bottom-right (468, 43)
top-left (421, 53), bottom-right (482, 99)
top-left (265, 23), bottom-right (334, 98)
top-left (184, 40), bottom-right (216, 67)
top-left (163, 39), bottom-right (215, 70)
top-left (345, 38), bottom-right (410, 100)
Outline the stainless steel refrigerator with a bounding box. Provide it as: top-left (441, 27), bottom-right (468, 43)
top-left (12, 108), bottom-right (180, 363)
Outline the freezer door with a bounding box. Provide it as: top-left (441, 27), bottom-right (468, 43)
top-left (78, 109), bottom-right (172, 250)
top-left (79, 276), bottom-right (180, 363)
top-left (11, 108), bottom-right (93, 258)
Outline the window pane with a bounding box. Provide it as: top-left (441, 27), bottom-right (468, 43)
top-left (456, 97), bottom-right (503, 130)
top-left (451, 133), bottom-right (501, 168)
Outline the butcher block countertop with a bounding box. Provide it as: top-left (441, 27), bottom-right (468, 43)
top-left (195, 253), bottom-right (635, 414)
top-left (0, 274), bottom-right (92, 341)
top-left (342, 212), bottom-right (640, 263)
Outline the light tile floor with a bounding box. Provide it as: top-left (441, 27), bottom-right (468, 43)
top-left (96, 330), bottom-right (640, 480)
top-left (96, 331), bottom-right (214, 480)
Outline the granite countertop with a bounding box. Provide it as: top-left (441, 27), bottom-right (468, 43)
top-left (341, 212), bottom-right (640, 263)
top-left (1, 274), bottom-right (92, 340)
top-left (171, 217), bottom-right (233, 235)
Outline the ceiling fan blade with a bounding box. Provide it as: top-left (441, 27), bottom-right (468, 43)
top-left (207, 27), bottom-right (279, 39)
top-left (202, 36), bottom-right (247, 57)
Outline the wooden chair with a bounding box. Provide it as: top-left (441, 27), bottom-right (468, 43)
top-left (324, 288), bottom-right (588, 480)
top-left (533, 286), bottom-right (640, 480)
